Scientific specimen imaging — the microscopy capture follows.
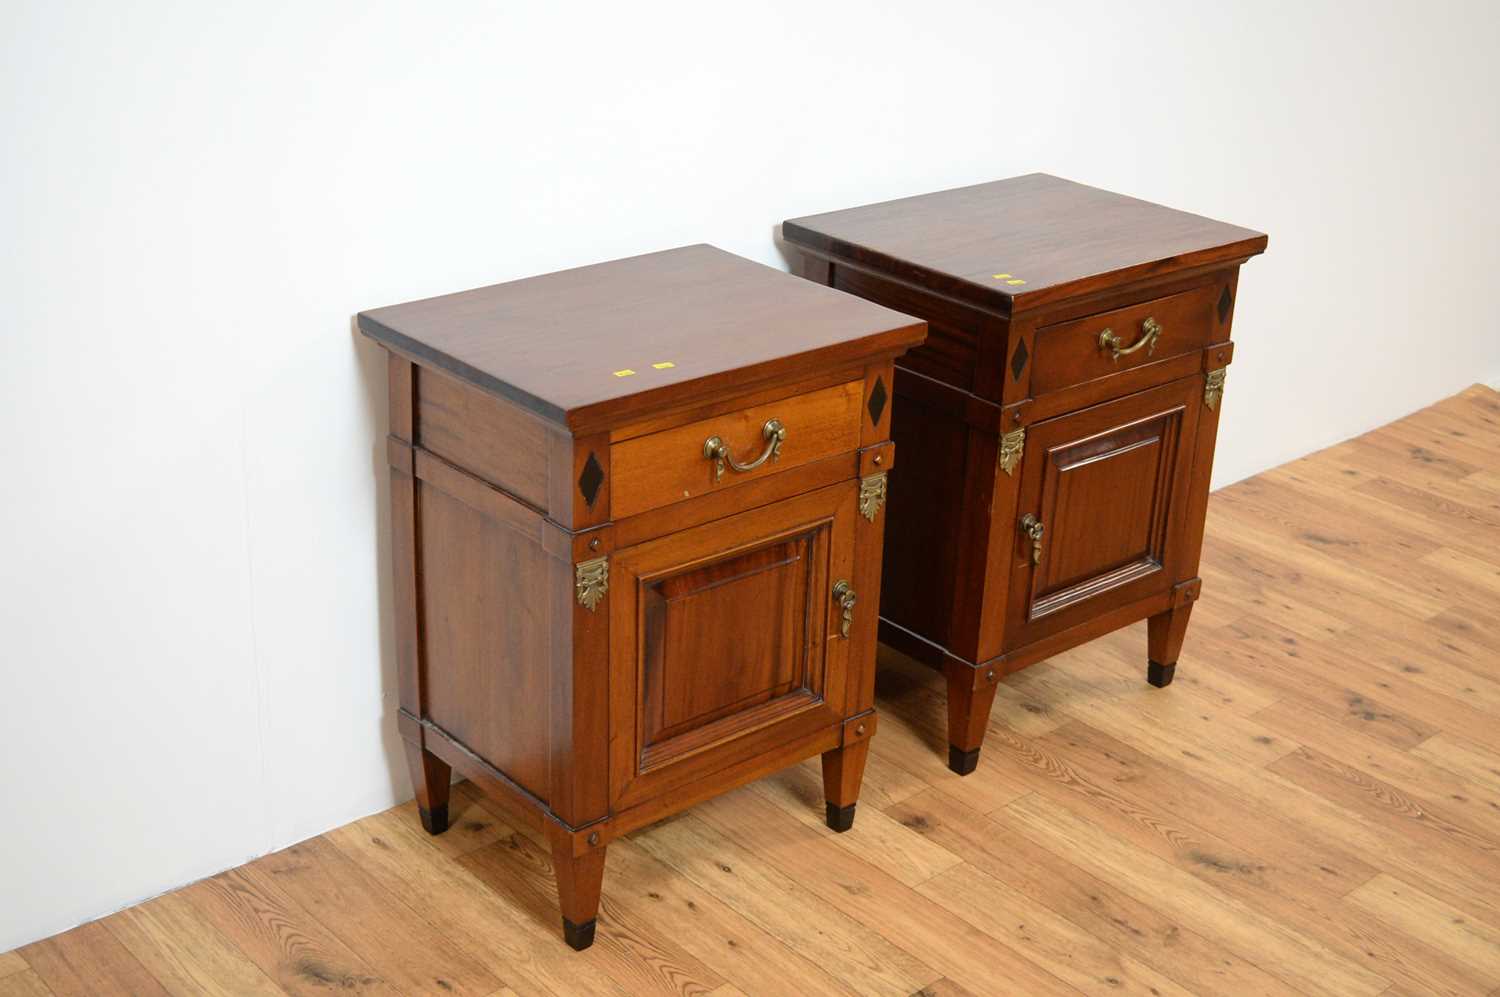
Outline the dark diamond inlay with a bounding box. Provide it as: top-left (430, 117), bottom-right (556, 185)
top-left (867, 376), bottom-right (888, 427)
top-left (1217, 286), bottom-right (1234, 324)
top-left (578, 451), bottom-right (604, 508)
top-left (1010, 338), bottom-right (1029, 381)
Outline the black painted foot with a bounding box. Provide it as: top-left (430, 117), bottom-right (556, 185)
top-left (418, 803), bottom-right (449, 835)
top-left (947, 745), bottom-right (980, 776)
top-left (562, 917), bottom-right (597, 951)
top-left (825, 802), bottom-right (857, 833)
top-left (1147, 661), bottom-right (1176, 688)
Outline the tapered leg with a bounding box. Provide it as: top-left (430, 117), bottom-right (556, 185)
top-left (550, 838), bottom-right (607, 951)
top-left (820, 739), bottom-right (871, 832)
top-left (1147, 603), bottom-right (1195, 688)
top-left (403, 740), bottom-right (452, 835)
top-left (945, 661), bottom-right (999, 775)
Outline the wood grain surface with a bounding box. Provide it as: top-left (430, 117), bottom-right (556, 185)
top-left (8, 386), bottom-right (1499, 994)
top-left (358, 244), bottom-right (923, 430)
top-left (784, 174), bottom-right (1267, 316)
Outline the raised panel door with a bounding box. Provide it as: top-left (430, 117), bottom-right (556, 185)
top-left (608, 482), bottom-right (857, 809)
top-left (1005, 378), bottom-right (1202, 648)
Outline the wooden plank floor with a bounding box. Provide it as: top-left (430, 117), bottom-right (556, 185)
top-left (6, 385), bottom-right (1500, 997)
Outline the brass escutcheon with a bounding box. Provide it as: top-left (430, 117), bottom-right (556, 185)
top-left (999, 426), bottom-right (1025, 476)
top-left (858, 472), bottom-right (888, 521)
top-left (1204, 368), bottom-right (1227, 410)
top-left (575, 556), bottom-right (609, 611)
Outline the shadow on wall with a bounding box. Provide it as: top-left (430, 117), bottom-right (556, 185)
top-left (350, 317), bottom-right (420, 804)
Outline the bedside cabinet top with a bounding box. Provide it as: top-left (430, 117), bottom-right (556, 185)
top-left (358, 244), bottom-right (924, 433)
top-left (783, 174), bottom-right (1267, 316)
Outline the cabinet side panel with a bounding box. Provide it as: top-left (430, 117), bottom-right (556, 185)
top-left (879, 392), bottom-right (966, 648)
top-left (832, 267), bottom-right (979, 392)
top-left (418, 482), bottom-right (550, 801)
top-left (388, 357), bottom-right (422, 718)
top-left (418, 366), bottom-right (550, 508)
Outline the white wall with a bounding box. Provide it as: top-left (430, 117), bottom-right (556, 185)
top-left (2, 0), bottom-right (1497, 951)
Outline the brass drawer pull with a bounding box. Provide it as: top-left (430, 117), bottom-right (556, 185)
top-left (703, 418), bottom-right (786, 482)
top-left (1019, 514), bottom-right (1045, 565)
top-left (832, 580), bottom-right (857, 638)
top-left (1098, 317), bottom-right (1162, 360)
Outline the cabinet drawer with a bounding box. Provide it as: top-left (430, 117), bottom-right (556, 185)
top-left (1030, 284), bottom-right (1218, 396)
top-left (610, 381), bottom-right (863, 519)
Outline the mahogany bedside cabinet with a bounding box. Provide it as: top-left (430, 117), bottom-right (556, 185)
top-left (783, 174), bottom-right (1267, 774)
top-left (357, 244), bottom-right (924, 949)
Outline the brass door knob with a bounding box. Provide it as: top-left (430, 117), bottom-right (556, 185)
top-left (1019, 514), bottom-right (1045, 566)
top-left (831, 579), bottom-right (856, 638)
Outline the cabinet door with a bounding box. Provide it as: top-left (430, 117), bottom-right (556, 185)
top-left (1005, 378), bottom-right (1202, 648)
top-left (607, 482), bottom-right (857, 810)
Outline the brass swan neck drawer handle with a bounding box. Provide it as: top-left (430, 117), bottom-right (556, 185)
top-left (832, 580), bottom-right (856, 638)
top-left (1019, 514), bottom-right (1045, 565)
top-left (703, 418), bottom-right (786, 482)
top-left (1099, 316), bottom-right (1162, 360)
